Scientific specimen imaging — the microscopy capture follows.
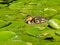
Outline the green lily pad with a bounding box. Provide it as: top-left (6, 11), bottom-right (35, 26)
top-left (0, 0), bottom-right (14, 3)
top-left (53, 30), bottom-right (60, 41)
top-left (0, 20), bottom-right (11, 28)
top-left (0, 31), bottom-right (16, 41)
top-left (9, 2), bottom-right (24, 9)
top-left (39, 29), bottom-right (55, 39)
top-left (55, 31), bottom-right (60, 36)
top-left (0, 40), bottom-right (27, 45)
top-left (24, 25), bottom-right (40, 36)
top-left (17, 0), bottom-right (30, 3)
top-left (48, 19), bottom-right (60, 29)
top-left (25, 23), bottom-right (48, 36)
top-left (44, 8), bottom-right (57, 18)
top-left (52, 15), bottom-right (60, 19)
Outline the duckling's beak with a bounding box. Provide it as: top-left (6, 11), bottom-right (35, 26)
top-left (26, 17), bottom-right (32, 21)
top-left (26, 17), bottom-right (33, 24)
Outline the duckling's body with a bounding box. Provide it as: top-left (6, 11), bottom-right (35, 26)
top-left (33, 16), bottom-right (48, 23)
top-left (25, 15), bottom-right (48, 24)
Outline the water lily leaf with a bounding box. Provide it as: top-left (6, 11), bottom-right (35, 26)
top-left (31, 9), bottom-right (43, 16)
top-left (17, 0), bottom-right (30, 3)
top-left (52, 15), bottom-right (60, 19)
top-left (0, 0), bottom-right (13, 2)
top-left (0, 40), bottom-right (27, 45)
top-left (24, 23), bottom-right (48, 36)
top-left (26, 42), bottom-right (33, 45)
top-left (40, 40), bottom-right (60, 45)
top-left (0, 31), bottom-right (16, 41)
top-left (39, 29), bottom-right (55, 40)
top-left (3, 20), bottom-right (26, 32)
top-left (0, 20), bottom-right (11, 28)
top-left (44, 8), bottom-right (57, 18)
top-left (48, 19), bottom-right (60, 29)
top-left (9, 2), bottom-right (24, 9)
top-left (55, 29), bottom-right (60, 36)
top-left (52, 30), bottom-right (60, 41)
top-left (24, 25), bottom-right (40, 36)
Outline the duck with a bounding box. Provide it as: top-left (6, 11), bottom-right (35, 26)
top-left (25, 15), bottom-right (48, 24)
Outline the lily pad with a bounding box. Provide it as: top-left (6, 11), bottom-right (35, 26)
top-left (52, 15), bottom-right (60, 19)
top-left (0, 31), bottom-right (16, 41)
top-left (48, 19), bottom-right (60, 29)
top-left (0, 20), bottom-right (11, 28)
top-left (9, 2), bottom-right (24, 9)
top-left (0, 40), bottom-right (27, 45)
top-left (25, 23), bottom-right (48, 36)
top-left (44, 8), bottom-right (57, 18)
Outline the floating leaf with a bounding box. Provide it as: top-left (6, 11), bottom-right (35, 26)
top-left (0, 20), bottom-right (11, 28)
top-left (48, 19), bottom-right (60, 29)
top-left (9, 2), bottom-right (24, 9)
top-left (0, 31), bottom-right (16, 41)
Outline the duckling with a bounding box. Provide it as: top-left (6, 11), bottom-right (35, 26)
top-left (25, 15), bottom-right (48, 24)
top-left (25, 15), bottom-right (33, 24)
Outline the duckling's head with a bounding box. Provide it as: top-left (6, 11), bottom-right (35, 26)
top-left (25, 15), bottom-right (33, 24)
